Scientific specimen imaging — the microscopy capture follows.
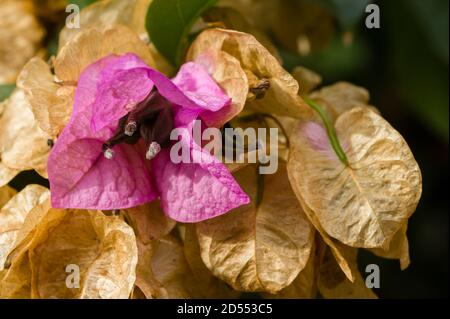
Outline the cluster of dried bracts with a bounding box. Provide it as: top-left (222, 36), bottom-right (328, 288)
top-left (0, 0), bottom-right (421, 299)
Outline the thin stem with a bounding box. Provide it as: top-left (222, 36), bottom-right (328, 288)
top-left (304, 98), bottom-right (349, 166)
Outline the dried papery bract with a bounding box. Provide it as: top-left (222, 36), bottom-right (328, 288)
top-left (55, 25), bottom-right (155, 84)
top-left (0, 207), bottom-right (138, 299)
top-left (124, 200), bottom-right (176, 244)
top-left (187, 29), bottom-right (313, 126)
top-left (136, 235), bottom-right (191, 299)
top-left (202, 6), bottom-right (281, 61)
top-left (184, 225), bottom-right (240, 298)
top-left (0, 89), bottom-right (52, 185)
top-left (18, 57), bottom-right (75, 138)
top-left (58, 0), bottom-right (153, 50)
top-left (0, 0), bottom-right (45, 84)
top-left (264, 236), bottom-right (318, 299)
top-left (287, 107), bottom-right (422, 249)
top-left (196, 164), bottom-right (314, 293)
top-left (368, 224), bottom-right (410, 270)
top-left (317, 244), bottom-right (377, 299)
top-left (291, 67), bottom-right (322, 96)
top-left (0, 185), bottom-right (17, 209)
top-left (309, 82), bottom-right (379, 122)
top-left (0, 185), bottom-right (49, 270)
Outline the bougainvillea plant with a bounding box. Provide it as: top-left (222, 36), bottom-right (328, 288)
top-left (0, 0), bottom-right (422, 299)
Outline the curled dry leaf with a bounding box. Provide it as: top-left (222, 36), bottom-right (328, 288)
top-left (196, 164), bottom-right (314, 293)
top-left (58, 0), bottom-right (153, 50)
top-left (203, 6), bottom-right (281, 62)
top-left (309, 82), bottom-right (378, 121)
top-left (368, 224), bottom-right (410, 270)
top-left (140, 235), bottom-right (191, 299)
top-left (0, 0), bottom-right (45, 84)
top-left (0, 89), bottom-right (52, 183)
top-left (187, 28), bottom-right (313, 126)
top-left (288, 181), bottom-right (356, 282)
top-left (264, 236), bottom-right (319, 299)
top-left (184, 225), bottom-right (240, 299)
top-left (291, 66), bottom-right (322, 96)
top-left (0, 184), bottom-right (49, 271)
top-left (287, 107), bottom-right (422, 249)
top-left (17, 57), bottom-right (75, 138)
top-left (55, 24), bottom-right (155, 84)
top-left (1, 207), bottom-right (138, 299)
top-left (124, 200), bottom-right (176, 244)
top-left (0, 185), bottom-right (16, 209)
top-left (317, 243), bottom-right (377, 299)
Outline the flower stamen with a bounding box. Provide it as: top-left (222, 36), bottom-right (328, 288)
top-left (146, 142), bottom-right (161, 160)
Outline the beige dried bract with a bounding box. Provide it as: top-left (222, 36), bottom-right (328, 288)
top-left (0, 185), bottom-right (49, 271)
top-left (187, 29), bottom-right (313, 125)
top-left (0, 185), bottom-right (17, 209)
top-left (287, 107), bottom-right (422, 249)
top-left (309, 82), bottom-right (378, 121)
top-left (0, 89), bottom-right (52, 184)
top-left (264, 237), bottom-right (318, 299)
top-left (196, 164), bottom-right (314, 293)
top-left (291, 67), bottom-right (322, 96)
top-left (1, 208), bottom-right (138, 299)
top-left (136, 235), bottom-right (191, 299)
top-left (124, 200), bottom-right (176, 244)
top-left (369, 224), bottom-right (410, 270)
top-left (58, 0), bottom-right (153, 50)
top-left (184, 225), bottom-right (240, 298)
top-left (17, 57), bottom-right (75, 138)
top-left (55, 25), bottom-right (155, 83)
top-left (0, 0), bottom-right (45, 84)
top-left (317, 244), bottom-right (377, 299)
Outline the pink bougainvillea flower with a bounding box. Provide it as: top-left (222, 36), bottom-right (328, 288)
top-left (48, 53), bottom-right (249, 222)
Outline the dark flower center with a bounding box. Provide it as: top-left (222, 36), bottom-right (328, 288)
top-left (102, 90), bottom-right (174, 160)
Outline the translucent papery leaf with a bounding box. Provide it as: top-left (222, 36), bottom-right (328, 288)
top-left (263, 236), bottom-right (319, 299)
top-left (0, 185), bottom-right (49, 270)
top-left (55, 25), bottom-right (155, 84)
top-left (317, 243), bottom-right (377, 299)
top-left (196, 164), bottom-right (314, 293)
top-left (17, 57), bottom-right (75, 138)
top-left (187, 29), bottom-right (313, 124)
top-left (58, 0), bottom-right (153, 50)
top-left (183, 225), bottom-right (240, 299)
top-left (124, 200), bottom-right (176, 244)
top-left (1, 209), bottom-right (138, 299)
top-left (0, 89), bottom-right (51, 182)
top-left (368, 224), bottom-right (410, 270)
top-left (309, 82), bottom-right (377, 121)
top-left (136, 235), bottom-right (192, 299)
top-left (0, 185), bottom-right (17, 209)
top-left (0, 0), bottom-right (45, 84)
top-left (287, 107), bottom-right (422, 250)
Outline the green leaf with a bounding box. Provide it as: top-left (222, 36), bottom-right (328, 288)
top-left (316, 0), bottom-right (371, 28)
top-left (146, 0), bottom-right (217, 66)
top-left (0, 84), bottom-right (15, 102)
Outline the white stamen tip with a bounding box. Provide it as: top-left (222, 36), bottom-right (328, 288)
top-left (146, 142), bottom-right (161, 160)
top-left (124, 122), bottom-right (137, 136)
top-left (104, 148), bottom-right (115, 160)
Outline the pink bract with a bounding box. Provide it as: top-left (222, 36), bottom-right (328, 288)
top-left (48, 53), bottom-right (249, 222)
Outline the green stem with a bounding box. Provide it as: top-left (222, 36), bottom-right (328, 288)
top-left (304, 98), bottom-right (349, 166)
